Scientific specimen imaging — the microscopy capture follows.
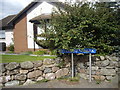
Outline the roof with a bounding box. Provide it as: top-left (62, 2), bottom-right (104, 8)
top-left (8, 0), bottom-right (65, 25)
top-left (29, 14), bottom-right (51, 24)
top-left (29, 13), bottom-right (60, 24)
top-left (0, 15), bottom-right (16, 30)
top-left (30, 14), bottom-right (51, 21)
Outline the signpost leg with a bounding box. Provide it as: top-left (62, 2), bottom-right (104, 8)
top-left (71, 53), bottom-right (74, 78)
top-left (89, 53), bottom-right (92, 82)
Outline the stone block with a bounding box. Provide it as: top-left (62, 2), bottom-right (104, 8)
top-left (45, 73), bottom-right (55, 80)
top-left (5, 62), bottom-right (19, 70)
top-left (27, 70), bottom-right (42, 78)
top-left (20, 61), bottom-right (33, 69)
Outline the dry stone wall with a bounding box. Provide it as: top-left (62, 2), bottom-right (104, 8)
top-left (0, 58), bottom-right (70, 87)
top-left (76, 55), bottom-right (119, 81)
top-left (0, 55), bottom-right (119, 87)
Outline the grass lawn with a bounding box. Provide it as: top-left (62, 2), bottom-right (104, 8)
top-left (1, 55), bottom-right (56, 63)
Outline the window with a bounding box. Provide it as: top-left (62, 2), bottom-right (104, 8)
top-left (0, 30), bottom-right (5, 39)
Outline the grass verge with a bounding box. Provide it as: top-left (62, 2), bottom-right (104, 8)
top-left (1, 55), bottom-right (56, 63)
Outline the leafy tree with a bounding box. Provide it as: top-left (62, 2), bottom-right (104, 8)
top-left (36, 2), bottom-right (120, 54)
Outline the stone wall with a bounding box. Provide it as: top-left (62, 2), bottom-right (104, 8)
top-left (0, 55), bottom-right (119, 87)
top-left (0, 58), bottom-right (70, 87)
top-left (75, 55), bottom-right (119, 81)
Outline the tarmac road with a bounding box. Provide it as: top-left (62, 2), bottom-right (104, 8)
top-left (3, 78), bottom-right (118, 88)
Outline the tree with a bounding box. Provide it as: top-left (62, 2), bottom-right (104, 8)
top-left (36, 2), bottom-right (120, 54)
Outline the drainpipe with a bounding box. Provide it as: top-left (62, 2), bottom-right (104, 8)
top-left (33, 24), bottom-right (36, 51)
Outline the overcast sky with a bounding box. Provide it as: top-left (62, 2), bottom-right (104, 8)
top-left (0, 0), bottom-right (67, 19)
top-left (0, 0), bottom-right (33, 19)
top-left (0, 0), bottom-right (118, 20)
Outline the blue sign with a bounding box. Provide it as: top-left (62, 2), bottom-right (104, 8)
top-left (60, 48), bottom-right (96, 54)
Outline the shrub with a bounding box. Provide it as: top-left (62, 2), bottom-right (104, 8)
top-left (6, 51), bottom-right (14, 54)
top-left (33, 50), bottom-right (48, 55)
top-left (49, 50), bottom-right (57, 55)
top-left (57, 61), bottom-right (65, 68)
top-left (20, 51), bottom-right (33, 55)
top-left (8, 44), bottom-right (14, 51)
top-left (36, 2), bottom-right (120, 55)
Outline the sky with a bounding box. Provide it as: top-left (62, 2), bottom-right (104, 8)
top-left (0, 0), bottom-right (118, 20)
top-left (0, 0), bottom-right (66, 20)
top-left (0, 0), bottom-right (33, 19)
top-left (0, 0), bottom-right (67, 19)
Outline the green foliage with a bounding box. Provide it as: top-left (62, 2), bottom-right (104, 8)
top-left (33, 50), bottom-right (48, 55)
top-left (6, 51), bottom-right (14, 54)
top-left (57, 76), bottom-right (68, 80)
top-left (36, 79), bottom-right (49, 83)
top-left (68, 77), bottom-right (79, 82)
top-left (96, 80), bottom-right (101, 84)
top-left (106, 79), bottom-right (111, 82)
top-left (49, 50), bottom-right (57, 55)
top-left (37, 2), bottom-right (120, 54)
top-left (94, 54), bottom-right (106, 57)
top-left (8, 44), bottom-right (14, 51)
top-left (20, 51), bottom-right (33, 55)
top-left (2, 55), bottom-right (56, 63)
top-left (57, 61), bottom-right (65, 68)
top-left (57, 76), bottom-right (79, 82)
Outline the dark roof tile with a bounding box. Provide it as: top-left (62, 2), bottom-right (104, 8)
top-left (8, 0), bottom-right (65, 25)
top-left (0, 15), bottom-right (16, 30)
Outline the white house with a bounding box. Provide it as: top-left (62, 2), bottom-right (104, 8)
top-left (0, 15), bottom-right (15, 51)
top-left (7, 0), bottom-right (64, 53)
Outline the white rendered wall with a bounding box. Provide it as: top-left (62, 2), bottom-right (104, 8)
top-left (27, 2), bottom-right (57, 49)
top-left (37, 25), bottom-right (45, 40)
top-left (0, 39), bottom-right (6, 43)
top-left (5, 30), bottom-right (13, 47)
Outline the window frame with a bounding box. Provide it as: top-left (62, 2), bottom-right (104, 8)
top-left (0, 30), bottom-right (5, 39)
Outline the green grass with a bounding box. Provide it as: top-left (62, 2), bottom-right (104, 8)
top-left (96, 80), bottom-right (101, 84)
top-left (57, 76), bottom-right (79, 82)
top-left (68, 77), bottom-right (79, 82)
top-left (36, 79), bottom-right (49, 83)
top-left (1, 55), bottom-right (56, 63)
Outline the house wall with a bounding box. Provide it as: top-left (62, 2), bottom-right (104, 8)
top-left (0, 30), bottom-right (6, 43)
top-left (13, 14), bottom-right (28, 53)
top-left (37, 24), bottom-right (46, 40)
top-left (26, 2), bottom-right (57, 49)
top-left (0, 30), bottom-right (13, 51)
top-left (5, 30), bottom-right (13, 47)
top-left (0, 39), bottom-right (6, 43)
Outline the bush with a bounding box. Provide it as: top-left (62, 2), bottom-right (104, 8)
top-left (8, 44), bottom-right (14, 51)
top-left (20, 51), bottom-right (33, 55)
top-left (33, 50), bottom-right (48, 55)
top-left (49, 50), bottom-right (57, 55)
top-left (37, 2), bottom-right (119, 55)
top-left (57, 61), bottom-right (65, 68)
top-left (6, 51), bottom-right (14, 54)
